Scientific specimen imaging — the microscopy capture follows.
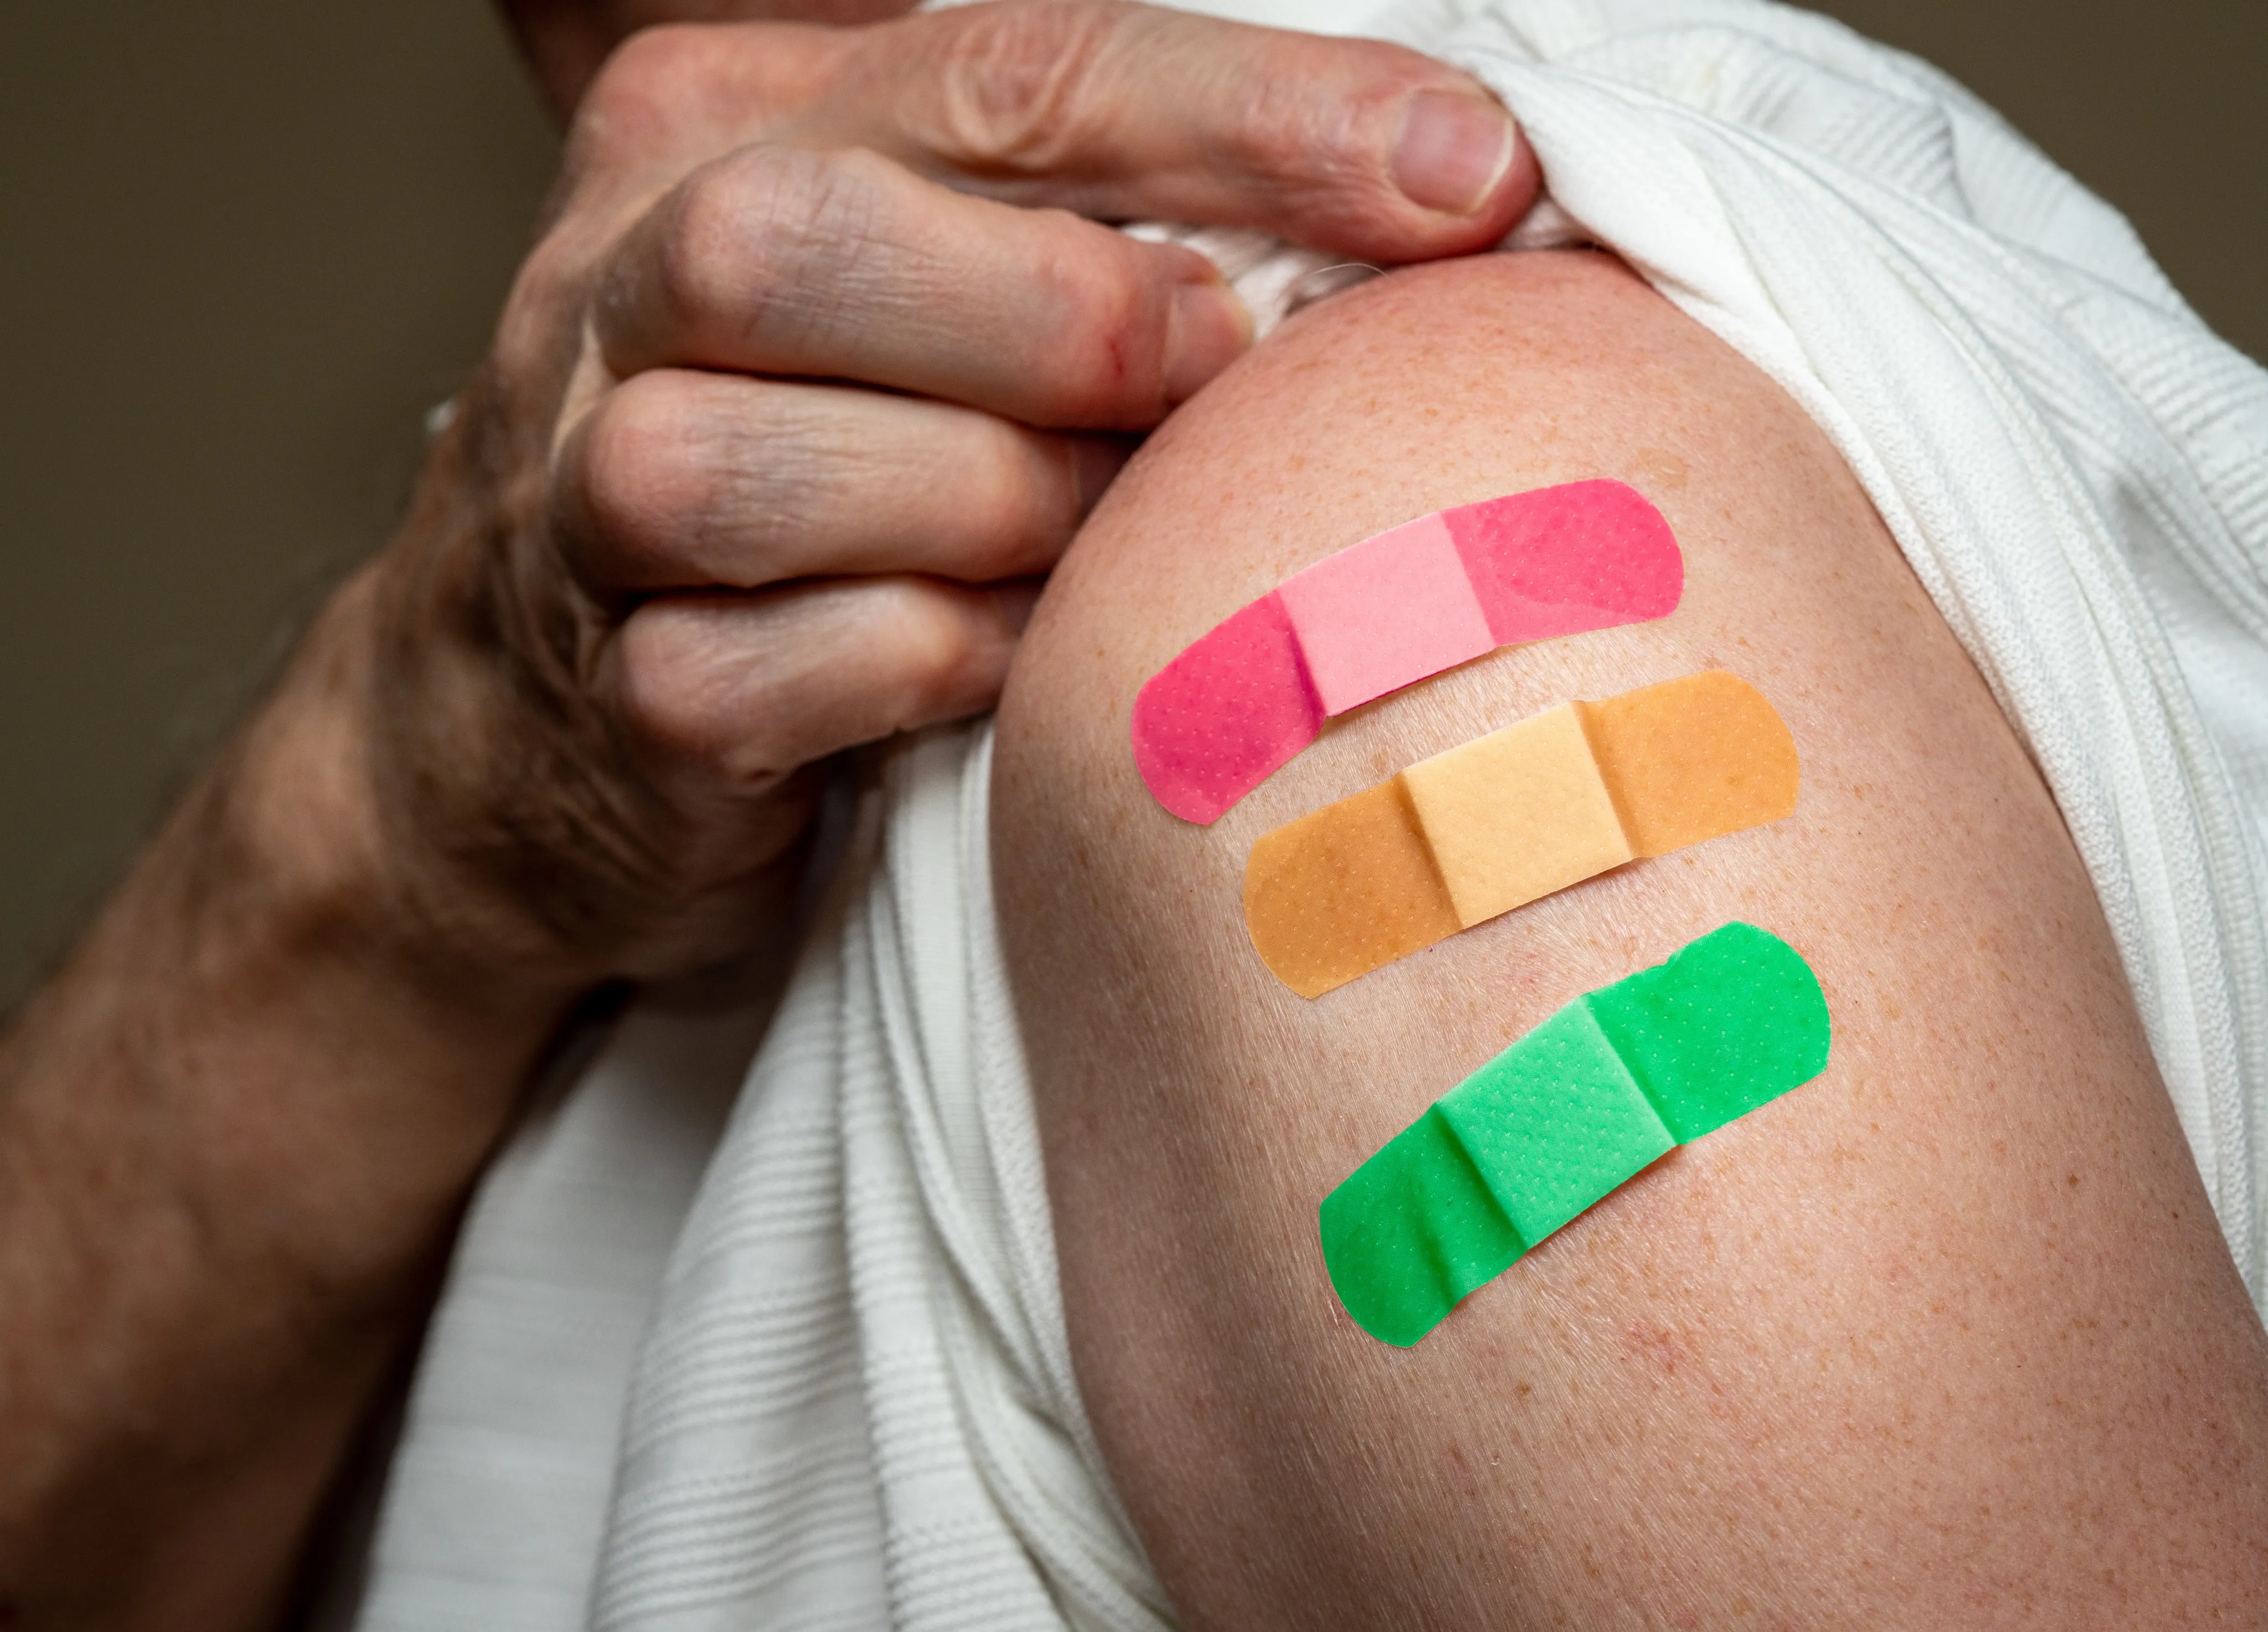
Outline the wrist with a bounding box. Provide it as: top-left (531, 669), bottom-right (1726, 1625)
top-left (0, 609), bottom-right (579, 1381)
top-left (0, 598), bottom-right (580, 1625)
top-left (224, 561), bottom-right (595, 1032)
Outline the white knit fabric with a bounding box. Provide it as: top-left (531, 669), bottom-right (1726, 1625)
top-left (589, 727), bottom-right (1167, 1630)
top-left (342, 965), bottom-right (784, 1632)
top-left (346, 1), bottom-right (2268, 1626)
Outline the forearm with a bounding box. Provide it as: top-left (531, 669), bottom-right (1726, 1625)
top-left (0, 574), bottom-right (571, 1630)
top-left (0, 6), bottom-right (1548, 1619)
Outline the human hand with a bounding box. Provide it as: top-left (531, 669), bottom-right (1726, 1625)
top-left (334, 0), bottom-right (1540, 995)
top-left (0, 14), bottom-right (1535, 1613)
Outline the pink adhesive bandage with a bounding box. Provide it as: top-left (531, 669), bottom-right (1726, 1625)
top-left (1130, 480), bottom-right (1684, 823)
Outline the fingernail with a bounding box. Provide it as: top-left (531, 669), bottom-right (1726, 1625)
top-left (1071, 435), bottom-right (1135, 518)
top-left (1391, 88), bottom-right (1518, 215)
top-left (1164, 276), bottom-right (1252, 404)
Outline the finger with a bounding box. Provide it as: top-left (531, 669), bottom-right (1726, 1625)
top-left (554, 367), bottom-right (1131, 594)
top-left (602, 574), bottom-right (1035, 793)
top-left (591, 145), bottom-right (1249, 427)
top-left (787, 0), bottom-right (1541, 260)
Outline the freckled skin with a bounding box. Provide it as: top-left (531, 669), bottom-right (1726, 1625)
top-left (994, 251), bottom-right (2268, 1629)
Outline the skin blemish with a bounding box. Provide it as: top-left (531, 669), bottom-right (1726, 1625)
top-left (1631, 445), bottom-right (1689, 490)
top-left (1625, 1319), bottom-right (1685, 1378)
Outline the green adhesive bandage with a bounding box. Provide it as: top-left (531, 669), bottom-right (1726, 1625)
top-left (1319, 922), bottom-right (1831, 1347)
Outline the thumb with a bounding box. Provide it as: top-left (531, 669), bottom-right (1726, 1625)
top-left (784, 0), bottom-right (1540, 261)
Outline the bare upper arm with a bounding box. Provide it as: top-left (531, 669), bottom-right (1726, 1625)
top-left (992, 249), bottom-right (2268, 1629)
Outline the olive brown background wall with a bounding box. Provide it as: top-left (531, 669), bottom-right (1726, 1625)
top-left (1, 0), bottom-right (2261, 1003)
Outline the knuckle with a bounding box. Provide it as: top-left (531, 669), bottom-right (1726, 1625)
top-left (569, 25), bottom-right (714, 171)
top-left (612, 581), bottom-right (1006, 790)
top-left (927, 0), bottom-right (1128, 172)
top-left (1208, 33), bottom-right (1438, 183)
top-left (867, 583), bottom-right (997, 724)
top-left (653, 146), bottom-right (889, 348)
top-left (963, 424), bottom-right (1069, 555)
top-left (614, 606), bottom-right (738, 767)
top-left (744, 145), bottom-right (893, 283)
top-left (568, 377), bottom-right (712, 566)
top-left (1028, 229), bottom-right (1158, 421)
top-left (1221, 72), bottom-right (1343, 185)
top-left (493, 235), bottom-right (584, 376)
top-left (643, 161), bottom-right (755, 339)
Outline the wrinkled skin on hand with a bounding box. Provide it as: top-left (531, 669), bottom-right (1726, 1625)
top-left (343, 0), bottom-right (1538, 993)
top-left (0, 9), bottom-right (1542, 1626)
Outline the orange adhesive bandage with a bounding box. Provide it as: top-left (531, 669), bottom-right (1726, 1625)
top-left (1243, 672), bottom-right (1800, 997)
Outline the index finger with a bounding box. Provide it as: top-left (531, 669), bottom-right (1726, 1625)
top-left (782, 0), bottom-right (1541, 261)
